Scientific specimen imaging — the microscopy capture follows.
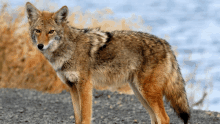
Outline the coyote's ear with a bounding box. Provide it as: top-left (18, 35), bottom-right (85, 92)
top-left (26, 2), bottom-right (41, 24)
top-left (54, 6), bottom-right (68, 24)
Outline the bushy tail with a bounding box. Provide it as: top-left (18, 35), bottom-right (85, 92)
top-left (164, 72), bottom-right (190, 124)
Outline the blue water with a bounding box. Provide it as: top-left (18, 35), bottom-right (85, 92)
top-left (6, 0), bottom-right (220, 112)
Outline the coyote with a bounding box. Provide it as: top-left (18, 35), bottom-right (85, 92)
top-left (26, 2), bottom-right (190, 124)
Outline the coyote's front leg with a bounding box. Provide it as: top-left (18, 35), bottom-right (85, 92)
top-left (79, 79), bottom-right (93, 124)
top-left (70, 78), bottom-right (93, 124)
top-left (69, 83), bottom-right (81, 124)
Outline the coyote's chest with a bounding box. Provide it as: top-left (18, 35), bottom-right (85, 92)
top-left (47, 53), bottom-right (79, 84)
top-left (50, 61), bottom-right (79, 84)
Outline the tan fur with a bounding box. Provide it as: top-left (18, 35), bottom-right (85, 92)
top-left (26, 2), bottom-right (190, 124)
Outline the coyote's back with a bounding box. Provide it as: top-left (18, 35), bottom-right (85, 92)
top-left (26, 2), bottom-right (190, 124)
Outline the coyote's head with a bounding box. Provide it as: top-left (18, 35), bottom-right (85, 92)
top-left (26, 2), bottom-right (68, 51)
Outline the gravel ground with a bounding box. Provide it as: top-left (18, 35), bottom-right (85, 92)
top-left (0, 88), bottom-right (220, 124)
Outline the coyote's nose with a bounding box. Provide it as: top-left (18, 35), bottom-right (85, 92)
top-left (37, 44), bottom-right (44, 50)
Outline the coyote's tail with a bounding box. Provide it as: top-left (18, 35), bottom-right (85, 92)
top-left (164, 67), bottom-right (190, 124)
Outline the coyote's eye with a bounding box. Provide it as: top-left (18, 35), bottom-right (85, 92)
top-left (48, 30), bottom-right (55, 34)
top-left (35, 29), bottom-right (41, 33)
